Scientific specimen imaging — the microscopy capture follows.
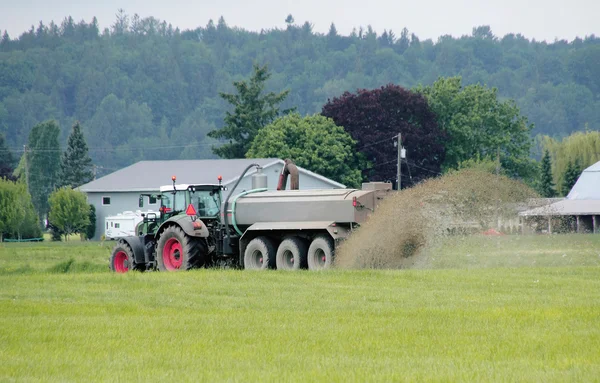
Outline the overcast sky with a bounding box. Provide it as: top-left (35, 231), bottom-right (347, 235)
top-left (0, 0), bottom-right (598, 42)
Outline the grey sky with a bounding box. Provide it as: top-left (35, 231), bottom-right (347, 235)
top-left (0, 0), bottom-right (598, 42)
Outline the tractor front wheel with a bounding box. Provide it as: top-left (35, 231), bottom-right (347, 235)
top-left (156, 226), bottom-right (205, 271)
top-left (110, 241), bottom-right (137, 273)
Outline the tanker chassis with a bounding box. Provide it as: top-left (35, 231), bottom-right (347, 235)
top-left (109, 163), bottom-right (381, 272)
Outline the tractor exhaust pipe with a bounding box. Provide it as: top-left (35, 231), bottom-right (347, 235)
top-left (277, 159), bottom-right (299, 190)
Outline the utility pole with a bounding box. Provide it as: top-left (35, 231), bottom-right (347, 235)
top-left (396, 133), bottom-right (401, 190)
top-left (23, 144), bottom-right (29, 194)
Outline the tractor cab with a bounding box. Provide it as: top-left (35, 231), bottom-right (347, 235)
top-left (135, 181), bottom-right (225, 237)
top-left (157, 183), bottom-right (224, 219)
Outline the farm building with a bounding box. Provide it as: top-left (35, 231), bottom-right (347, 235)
top-left (78, 158), bottom-right (345, 240)
top-left (520, 161), bottom-right (600, 233)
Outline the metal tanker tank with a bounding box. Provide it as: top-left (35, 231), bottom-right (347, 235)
top-left (229, 188), bottom-right (377, 228)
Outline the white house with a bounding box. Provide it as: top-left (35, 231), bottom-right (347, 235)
top-left (78, 158), bottom-right (345, 240)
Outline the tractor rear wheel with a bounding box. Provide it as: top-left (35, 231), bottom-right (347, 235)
top-left (110, 241), bottom-right (138, 273)
top-left (276, 237), bottom-right (308, 270)
top-left (307, 235), bottom-right (334, 271)
top-left (156, 226), bottom-right (206, 271)
top-left (244, 236), bottom-right (276, 270)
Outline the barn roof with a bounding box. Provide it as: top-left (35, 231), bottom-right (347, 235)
top-left (520, 160), bottom-right (600, 217)
top-left (566, 160), bottom-right (600, 200)
top-left (78, 158), bottom-right (344, 192)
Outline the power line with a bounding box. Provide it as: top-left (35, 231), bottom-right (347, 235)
top-left (0, 141), bottom-right (222, 153)
top-left (355, 135), bottom-right (397, 152)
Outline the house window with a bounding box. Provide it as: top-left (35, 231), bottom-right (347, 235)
top-left (111, 222), bottom-right (114, 227)
top-left (102, 196), bottom-right (111, 205)
top-left (106, 222), bottom-right (108, 229)
top-left (149, 196), bottom-right (157, 205)
top-left (115, 223), bottom-right (120, 229)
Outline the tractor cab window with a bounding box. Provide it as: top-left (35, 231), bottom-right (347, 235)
top-left (194, 190), bottom-right (221, 217)
top-left (161, 191), bottom-right (187, 213)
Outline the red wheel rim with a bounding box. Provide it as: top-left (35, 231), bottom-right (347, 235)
top-left (114, 250), bottom-right (129, 273)
top-left (163, 238), bottom-right (183, 270)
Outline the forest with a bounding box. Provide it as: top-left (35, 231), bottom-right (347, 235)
top-left (1, 12), bottom-right (599, 177)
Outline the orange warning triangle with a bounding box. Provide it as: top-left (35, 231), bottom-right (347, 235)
top-left (185, 204), bottom-right (197, 216)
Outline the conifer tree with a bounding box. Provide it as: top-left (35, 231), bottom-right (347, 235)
top-left (561, 160), bottom-right (581, 196)
top-left (0, 133), bottom-right (15, 180)
top-left (538, 150), bottom-right (556, 198)
top-left (208, 64), bottom-right (291, 158)
top-left (60, 122), bottom-right (93, 188)
top-left (27, 120), bottom-right (61, 223)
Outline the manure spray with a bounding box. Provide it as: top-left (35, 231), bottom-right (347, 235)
top-left (335, 169), bottom-right (538, 269)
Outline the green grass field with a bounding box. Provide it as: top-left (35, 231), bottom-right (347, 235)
top-left (1, 235), bottom-right (599, 381)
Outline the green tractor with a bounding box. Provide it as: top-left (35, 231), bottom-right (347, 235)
top-left (109, 175), bottom-right (225, 273)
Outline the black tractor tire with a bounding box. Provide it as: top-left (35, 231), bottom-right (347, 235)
top-left (276, 236), bottom-right (308, 270)
top-left (110, 241), bottom-right (139, 273)
top-left (244, 236), bottom-right (277, 270)
top-left (307, 235), bottom-right (335, 271)
top-left (156, 225), bottom-right (206, 271)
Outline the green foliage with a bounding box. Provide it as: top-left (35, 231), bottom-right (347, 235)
top-left (59, 122), bottom-right (93, 188)
top-left (208, 64), bottom-right (291, 158)
top-left (419, 77), bottom-right (534, 178)
top-left (455, 155), bottom-right (500, 174)
top-left (561, 160), bottom-right (582, 196)
top-left (247, 113), bottom-right (364, 187)
top-left (0, 133), bottom-right (15, 180)
top-left (0, 178), bottom-right (41, 241)
top-left (539, 130), bottom-right (600, 190)
top-left (48, 187), bottom-right (90, 240)
top-left (27, 120), bottom-right (61, 222)
top-left (537, 150), bottom-right (557, 198)
top-left (86, 204), bottom-right (96, 240)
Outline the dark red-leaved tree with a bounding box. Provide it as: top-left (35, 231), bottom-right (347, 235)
top-left (322, 84), bottom-right (445, 186)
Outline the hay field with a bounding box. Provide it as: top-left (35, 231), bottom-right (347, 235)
top-left (1, 235), bottom-right (600, 382)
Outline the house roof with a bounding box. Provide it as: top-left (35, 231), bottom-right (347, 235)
top-left (79, 158), bottom-right (345, 192)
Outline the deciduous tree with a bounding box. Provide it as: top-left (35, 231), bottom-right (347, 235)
top-left (418, 77), bottom-right (534, 178)
top-left (247, 113), bottom-right (365, 187)
top-left (321, 84), bottom-right (444, 186)
top-left (0, 179), bottom-right (40, 241)
top-left (48, 187), bottom-right (90, 241)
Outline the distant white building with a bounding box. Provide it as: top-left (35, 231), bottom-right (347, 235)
top-left (78, 158), bottom-right (345, 240)
top-left (520, 161), bottom-right (600, 233)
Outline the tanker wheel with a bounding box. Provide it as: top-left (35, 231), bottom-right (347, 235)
top-left (244, 236), bottom-right (276, 270)
top-left (307, 235), bottom-right (334, 271)
top-left (110, 241), bottom-right (138, 273)
top-left (276, 237), bottom-right (308, 271)
top-left (156, 226), bottom-right (206, 271)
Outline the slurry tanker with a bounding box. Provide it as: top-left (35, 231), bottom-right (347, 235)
top-left (109, 161), bottom-right (387, 272)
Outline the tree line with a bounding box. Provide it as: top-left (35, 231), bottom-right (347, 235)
top-left (0, 12), bottom-right (598, 176)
